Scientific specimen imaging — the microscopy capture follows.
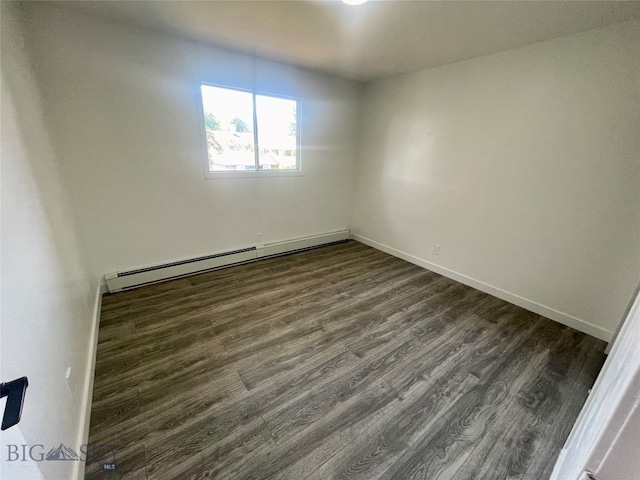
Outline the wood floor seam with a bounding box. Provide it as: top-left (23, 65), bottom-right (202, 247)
top-left (236, 369), bottom-right (250, 392)
top-left (260, 413), bottom-right (280, 447)
top-left (299, 403), bottom-right (395, 480)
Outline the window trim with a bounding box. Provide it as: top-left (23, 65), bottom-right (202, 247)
top-left (197, 82), bottom-right (302, 179)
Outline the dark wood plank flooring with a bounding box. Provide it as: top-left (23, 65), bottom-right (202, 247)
top-left (86, 241), bottom-right (606, 480)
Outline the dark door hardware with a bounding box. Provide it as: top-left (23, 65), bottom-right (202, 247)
top-left (584, 472), bottom-right (604, 480)
top-left (0, 376), bottom-right (28, 430)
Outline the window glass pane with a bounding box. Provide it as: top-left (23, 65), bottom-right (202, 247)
top-left (201, 85), bottom-right (255, 171)
top-left (256, 95), bottom-right (297, 170)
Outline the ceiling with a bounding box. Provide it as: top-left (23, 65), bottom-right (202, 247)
top-left (55, 0), bottom-right (640, 82)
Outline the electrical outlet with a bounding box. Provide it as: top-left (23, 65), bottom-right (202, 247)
top-left (432, 244), bottom-right (440, 256)
top-left (255, 233), bottom-right (262, 243)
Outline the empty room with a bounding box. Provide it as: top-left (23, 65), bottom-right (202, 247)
top-left (1, 1), bottom-right (639, 479)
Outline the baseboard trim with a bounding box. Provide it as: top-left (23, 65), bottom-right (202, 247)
top-left (351, 233), bottom-right (612, 342)
top-left (258, 231), bottom-right (350, 258)
top-left (75, 284), bottom-right (103, 480)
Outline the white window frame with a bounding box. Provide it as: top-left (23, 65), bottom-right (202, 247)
top-left (197, 82), bottom-right (302, 179)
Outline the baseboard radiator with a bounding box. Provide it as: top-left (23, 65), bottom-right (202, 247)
top-left (104, 230), bottom-right (350, 293)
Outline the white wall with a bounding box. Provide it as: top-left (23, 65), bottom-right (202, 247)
top-left (352, 20), bottom-right (640, 341)
top-left (21, 3), bottom-right (361, 279)
top-left (0, 2), bottom-right (100, 478)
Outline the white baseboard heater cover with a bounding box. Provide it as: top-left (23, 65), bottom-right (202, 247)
top-left (105, 230), bottom-right (349, 293)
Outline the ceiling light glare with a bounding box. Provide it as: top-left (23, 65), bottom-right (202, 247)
top-left (342, 0), bottom-right (368, 5)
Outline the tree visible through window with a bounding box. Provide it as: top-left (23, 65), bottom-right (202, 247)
top-left (200, 84), bottom-right (298, 173)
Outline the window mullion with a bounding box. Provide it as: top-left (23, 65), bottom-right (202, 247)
top-left (252, 93), bottom-right (259, 171)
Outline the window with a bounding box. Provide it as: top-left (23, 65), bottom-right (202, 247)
top-left (200, 84), bottom-right (299, 175)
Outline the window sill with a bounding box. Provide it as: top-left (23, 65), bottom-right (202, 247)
top-left (204, 171), bottom-right (305, 179)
